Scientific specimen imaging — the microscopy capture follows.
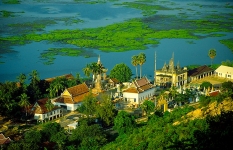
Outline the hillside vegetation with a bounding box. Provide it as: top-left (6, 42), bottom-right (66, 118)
top-left (103, 97), bottom-right (233, 150)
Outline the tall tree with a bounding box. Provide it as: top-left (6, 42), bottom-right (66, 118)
top-left (19, 93), bottom-right (30, 117)
top-left (138, 52), bottom-right (146, 78)
top-left (96, 93), bottom-right (117, 126)
top-left (109, 63), bottom-right (132, 82)
top-left (16, 73), bottom-right (27, 90)
top-left (77, 92), bottom-right (97, 117)
top-left (83, 62), bottom-right (103, 81)
top-left (28, 70), bottom-right (41, 101)
top-left (131, 55), bottom-right (139, 78)
top-left (208, 49), bottom-right (216, 66)
top-left (45, 99), bottom-right (54, 121)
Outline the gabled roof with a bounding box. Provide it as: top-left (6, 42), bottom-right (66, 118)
top-left (0, 134), bottom-right (11, 145)
top-left (124, 77), bottom-right (153, 93)
top-left (215, 65), bottom-right (233, 74)
top-left (66, 83), bottom-right (89, 97)
top-left (55, 83), bottom-right (90, 104)
top-left (188, 65), bottom-right (213, 76)
top-left (109, 78), bottom-right (119, 84)
top-left (33, 98), bottom-right (59, 114)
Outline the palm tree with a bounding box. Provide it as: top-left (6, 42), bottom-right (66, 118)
top-left (83, 64), bottom-right (91, 78)
top-left (52, 78), bottom-right (65, 96)
top-left (17, 73), bottom-right (26, 85)
top-left (83, 62), bottom-right (103, 82)
top-left (138, 52), bottom-right (146, 78)
top-left (208, 49), bottom-right (216, 66)
top-left (45, 99), bottom-right (54, 121)
top-left (131, 55), bottom-right (139, 79)
top-left (29, 70), bottom-right (40, 84)
top-left (19, 93), bottom-right (30, 117)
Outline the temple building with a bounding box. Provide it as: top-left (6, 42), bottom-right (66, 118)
top-left (155, 53), bottom-right (187, 87)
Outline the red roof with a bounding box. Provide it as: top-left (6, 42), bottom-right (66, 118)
top-left (54, 83), bottom-right (91, 104)
top-left (209, 90), bottom-right (220, 97)
top-left (124, 77), bottom-right (153, 93)
top-left (45, 74), bottom-right (74, 83)
top-left (33, 98), bottom-right (60, 114)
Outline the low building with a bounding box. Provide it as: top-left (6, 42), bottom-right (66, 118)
top-left (53, 83), bottom-right (90, 111)
top-left (31, 98), bottom-right (63, 123)
top-left (108, 78), bottom-right (119, 88)
top-left (215, 65), bottom-right (233, 80)
top-left (188, 65), bottom-right (214, 82)
top-left (122, 77), bottom-right (155, 108)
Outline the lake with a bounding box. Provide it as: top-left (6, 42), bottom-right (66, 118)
top-left (0, 0), bottom-right (233, 82)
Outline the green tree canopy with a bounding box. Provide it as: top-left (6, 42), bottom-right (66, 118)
top-left (131, 55), bottom-right (139, 78)
top-left (208, 49), bottom-right (216, 65)
top-left (138, 52), bottom-right (146, 78)
top-left (200, 81), bottom-right (212, 90)
top-left (114, 111), bottom-right (136, 135)
top-left (18, 93), bottom-right (30, 117)
top-left (109, 63), bottom-right (132, 82)
top-left (77, 92), bottom-right (97, 116)
top-left (69, 120), bottom-right (107, 149)
top-left (96, 93), bottom-right (117, 126)
top-left (140, 100), bottom-right (155, 116)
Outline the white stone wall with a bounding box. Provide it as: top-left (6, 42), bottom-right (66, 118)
top-left (123, 88), bottom-right (155, 105)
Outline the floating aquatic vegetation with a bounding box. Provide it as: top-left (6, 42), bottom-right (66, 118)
top-left (2, 0), bottom-right (20, 4)
top-left (115, 1), bottom-right (170, 16)
top-left (40, 48), bottom-right (83, 65)
top-left (219, 39), bottom-right (233, 53)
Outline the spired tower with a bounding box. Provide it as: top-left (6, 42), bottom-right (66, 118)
top-left (92, 55), bottom-right (107, 94)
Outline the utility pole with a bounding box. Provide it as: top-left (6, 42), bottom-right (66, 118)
top-left (154, 51), bottom-right (156, 86)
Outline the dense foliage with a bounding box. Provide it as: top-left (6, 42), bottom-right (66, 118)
top-left (109, 63), bottom-right (132, 82)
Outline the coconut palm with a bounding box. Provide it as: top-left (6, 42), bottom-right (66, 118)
top-left (131, 55), bottom-right (139, 79)
top-left (19, 93), bottom-right (30, 117)
top-left (45, 99), bottom-right (54, 121)
top-left (138, 52), bottom-right (146, 78)
top-left (208, 49), bottom-right (216, 66)
top-left (83, 64), bottom-right (91, 78)
top-left (17, 73), bottom-right (26, 85)
top-left (29, 70), bottom-right (40, 84)
top-left (83, 62), bottom-right (103, 81)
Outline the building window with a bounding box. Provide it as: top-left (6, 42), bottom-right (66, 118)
top-left (228, 75), bottom-right (231, 78)
top-left (134, 98), bottom-right (136, 102)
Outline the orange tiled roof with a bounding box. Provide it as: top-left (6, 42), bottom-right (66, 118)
top-left (109, 78), bottom-right (119, 84)
top-left (0, 134), bottom-right (11, 145)
top-left (33, 98), bottom-right (59, 114)
top-left (134, 77), bottom-right (153, 92)
top-left (124, 77), bottom-right (153, 93)
top-left (66, 83), bottom-right (89, 96)
top-left (54, 83), bottom-right (90, 104)
top-left (123, 87), bottom-right (139, 93)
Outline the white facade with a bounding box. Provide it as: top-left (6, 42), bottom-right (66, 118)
top-left (34, 108), bottom-right (62, 121)
top-left (123, 88), bottom-right (155, 105)
top-left (54, 102), bottom-right (82, 111)
top-left (215, 65), bottom-right (233, 79)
